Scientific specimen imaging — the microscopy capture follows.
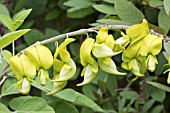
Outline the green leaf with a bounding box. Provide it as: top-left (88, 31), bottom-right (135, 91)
top-left (0, 29), bottom-right (30, 49)
top-left (150, 105), bottom-right (163, 113)
top-left (0, 3), bottom-right (10, 16)
top-left (32, 78), bottom-right (102, 112)
top-left (63, 0), bottom-right (93, 8)
top-left (16, 97), bottom-right (55, 113)
top-left (142, 99), bottom-right (155, 113)
top-left (120, 90), bottom-right (138, 100)
top-left (13, 0), bottom-right (29, 13)
top-left (103, 0), bottom-right (115, 4)
top-left (115, 0), bottom-right (144, 23)
top-left (155, 52), bottom-right (168, 75)
top-left (53, 89), bottom-right (77, 102)
top-left (45, 9), bottom-right (60, 21)
top-left (48, 101), bottom-right (79, 113)
top-left (164, 40), bottom-right (170, 55)
top-left (74, 92), bottom-right (103, 112)
top-left (2, 50), bottom-right (12, 63)
top-left (67, 7), bottom-right (95, 18)
top-left (149, 0), bottom-right (163, 8)
top-left (97, 19), bottom-right (133, 25)
top-left (0, 9), bottom-right (31, 31)
top-left (14, 9), bottom-right (32, 22)
top-left (147, 81), bottom-right (170, 92)
top-left (149, 86), bottom-right (166, 102)
top-left (93, 4), bottom-right (117, 15)
top-left (0, 15), bottom-right (13, 31)
top-left (82, 84), bottom-right (97, 101)
top-left (158, 8), bottom-right (170, 34)
top-left (107, 75), bottom-right (118, 97)
top-left (24, 29), bottom-right (45, 45)
top-left (0, 103), bottom-right (11, 113)
top-left (25, 0), bottom-right (47, 15)
top-left (32, 78), bottom-right (77, 102)
top-left (1, 77), bottom-right (19, 97)
top-left (164, 0), bottom-right (170, 16)
top-left (9, 96), bottom-right (32, 110)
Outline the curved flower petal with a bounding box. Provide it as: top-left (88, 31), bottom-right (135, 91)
top-left (96, 27), bottom-right (108, 43)
top-left (53, 59), bottom-right (64, 72)
top-left (59, 38), bottom-right (75, 49)
top-left (53, 59), bottom-right (76, 81)
top-left (126, 19), bottom-right (149, 41)
top-left (104, 34), bottom-right (115, 49)
top-left (36, 44), bottom-right (53, 69)
top-left (77, 62), bottom-right (98, 86)
top-left (20, 54), bottom-right (36, 79)
top-left (98, 57), bottom-right (126, 75)
top-left (38, 69), bottom-right (49, 86)
top-left (59, 48), bottom-right (70, 63)
top-left (145, 54), bottom-right (157, 72)
top-left (18, 77), bottom-right (31, 94)
top-left (9, 56), bottom-right (24, 80)
top-left (92, 43), bottom-right (119, 58)
top-left (130, 59), bottom-right (144, 76)
top-left (167, 72), bottom-right (170, 84)
top-left (150, 36), bottom-right (163, 55)
top-left (25, 46), bottom-right (40, 70)
top-left (47, 80), bottom-right (67, 95)
top-left (80, 38), bottom-right (95, 66)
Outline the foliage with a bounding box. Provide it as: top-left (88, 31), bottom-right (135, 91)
top-left (0, 0), bottom-right (170, 113)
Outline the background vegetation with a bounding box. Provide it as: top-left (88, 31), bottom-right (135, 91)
top-left (0, 0), bottom-right (170, 113)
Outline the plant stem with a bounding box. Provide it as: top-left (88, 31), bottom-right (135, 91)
top-left (0, 25), bottom-right (129, 80)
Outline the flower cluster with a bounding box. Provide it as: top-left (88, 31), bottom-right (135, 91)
top-left (9, 19), bottom-right (163, 94)
top-left (120, 20), bottom-right (163, 76)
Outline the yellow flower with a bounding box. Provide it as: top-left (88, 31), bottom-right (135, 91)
top-left (26, 44), bottom-right (53, 85)
top-left (9, 54), bottom-right (36, 94)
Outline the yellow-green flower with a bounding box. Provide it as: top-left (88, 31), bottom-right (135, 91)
top-left (50, 38), bottom-right (76, 94)
top-left (78, 38), bottom-right (98, 86)
top-left (53, 38), bottom-right (76, 81)
top-left (26, 44), bottom-right (53, 85)
top-left (9, 54), bottom-right (36, 94)
top-left (140, 34), bottom-right (163, 72)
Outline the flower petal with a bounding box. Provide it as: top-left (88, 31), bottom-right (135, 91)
top-left (20, 54), bottom-right (36, 79)
top-left (98, 58), bottom-right (126, 75)
top-left (80, 38), bottom-right (95, 66)
top-left (92, 43), bottom-right (118, 58)
top-left (77, 64), bottom-right (98, 86)
top-left (126, 19), bottom-right (149, 41)
top-left (36, 44), bottom-right (53, 69)
top-left (9, 56), bottom-right (24, 80)
top-left (54, 59), bottom-right (76, 81)
top-left (96, 27), bottom-right (108, 43)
